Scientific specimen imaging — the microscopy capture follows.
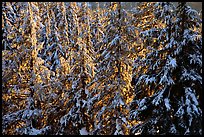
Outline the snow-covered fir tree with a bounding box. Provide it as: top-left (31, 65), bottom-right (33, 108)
top-left (2, 2), bottom-right (17, 50)
top-left (59, 2), bottom-right (95, 135)
top-left (38, 2), bottom-right (50, 56)
top-left (89, 2), bottom-right (105, 53)
top-left (129, 2), bottom-right (202, 135)
top-left (39, 3), bottom-right (64, 74)
top-left (170, 2), bottom-right (202, 134)
top-left (2, 2), bottom-right (202, 135)
top-left (2, 2), bottom-right (50, 135)
top-left (66, 2), bottom-right (80, 67)
top-left (87, 2), bottom-right (132, 135)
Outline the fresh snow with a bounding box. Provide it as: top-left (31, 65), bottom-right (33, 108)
top-left (79, 127), bottom-right (89, 135)
top-left (168, 57), bottom-right (177, 68)
top-left (164, 98), bottom-right (171, 111)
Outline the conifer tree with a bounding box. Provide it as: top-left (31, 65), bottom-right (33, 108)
top-left (2, 2), bottom-right (50, 135)
top-left (171, 2), bottom-right (202, 134)
top-left (129, 2), bottom-right (202, 135)
top-left (130, 2), bottom-right (159, 95)
top-left (2, 2), bottom-right (17, 50)
top-left (59, 2), bottom-right (95, 135)
top-left (2, 2), bottom-right (202, 135)
top-left (87, 2), bottom-right (132, 135)
top-left (90, 2), bottom-right (104, 52)
top-left (66, 2), bottom-right (80, 67)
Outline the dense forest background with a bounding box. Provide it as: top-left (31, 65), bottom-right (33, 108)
top-left (2, 2), bottom-right (202, 135)
top-left (71, 2), bottom-right (203, 11)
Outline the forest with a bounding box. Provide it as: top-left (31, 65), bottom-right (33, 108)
top-left (2, 2), bottom-right (202, 135)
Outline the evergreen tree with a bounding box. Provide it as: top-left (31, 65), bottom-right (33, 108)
top-left (2, 2), bottom-right (50, 135)
top-left (87, 2), bottom-right (132, 135)
top-left (90, 2), bottom-right (104, 52)
top-left (2, 2), bottom-right (16, 50)
top-left (171, 2), bottom-right (202, 134)
top-left (130, 2), bottom-right (159, 95)
top-left (59, 2), bottom-right (95, 135)
top-left (2, 2), bottom-right (202, 135)
top-left (129, 2), bottom-right (202, 135)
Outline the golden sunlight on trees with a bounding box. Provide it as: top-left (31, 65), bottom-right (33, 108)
top-left (2, 2), bottom-right (202, 135)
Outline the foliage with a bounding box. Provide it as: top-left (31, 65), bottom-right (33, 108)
top-left (2, 2), bottom-right (202, 135)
